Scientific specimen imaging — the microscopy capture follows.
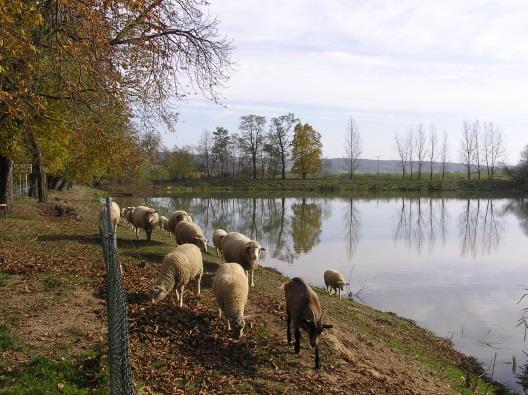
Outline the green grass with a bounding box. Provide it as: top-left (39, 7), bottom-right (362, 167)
top-left (0, 273), bottom-right (10, 287)
top-left (144, 172), bottom-right (524, 197)
top-left (0, 350), bottom-right (108, 394)
top-left (0, 316), bottom-right (21, 352)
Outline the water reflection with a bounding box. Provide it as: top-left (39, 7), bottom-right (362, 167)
top-left (343, 199), bottom-right (361, 259)
top-left (394, 198), bottom-right (448, 254)
top-left (291, 198), bottom-right (322, 254)
top-left (504, 198), bottom-right (528, 236)
top-left (459, 199), bottom-right (502, 258)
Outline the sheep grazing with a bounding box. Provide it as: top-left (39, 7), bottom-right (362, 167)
top-left (131, 205), bottom-right (159, 241)
top-left (149, 244), bottom-right (203, 307)
top-left (167, 210), bottom-right (193, 235)
top-left (122, 206), bottom-right (135, 227)
top-left (99, 201), bottom-right (120, 233)
top-left (174, 221), bottom-right (208, 252)
top-left (284, 277), bottom-right (333, 370)
top-left (212, 229), bottom-right (228, 258)
top-left (213, 262), bottom-right (249, 338)
top-left (324, 269), bottom-right (348, 299)
top-left (222, 232), bottom-right (265, 287)
top-left (159, 215), bottom-right (169, 234)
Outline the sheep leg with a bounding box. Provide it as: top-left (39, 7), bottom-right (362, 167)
top-left (286, 312), bottom-right (292, 344)
top-left (218, 307), bottom-right (223, 319)
top-left (146, 229), bottom-right (152, 241)
top-left (135, 227), bottom-right (139, 239)
top-left (326, 285), bottom-right (330, 294)
top-left (338, 289), bottom-right (342, 299)
top-left (314, 346), bottom-right (321, 370)
top-left (196, 271), bottom-right (202, 295)
top-left (227, 319), bottom-right (231, 330)
top-left (294, 327), bottom-right (301, 353)
top-left (174, 288), bottom-right (180, 301)
top-left (179, 286), bottom-right (184, 307)
top-left (250, 270), bottom-right (255, 287)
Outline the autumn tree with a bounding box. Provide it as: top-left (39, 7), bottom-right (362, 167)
top-left (269, 113), bottom-right (297, 179)
top-left (345, 117), bottom-right (362, 179)
top-left (0, 0), bottom-right (232, 204)
top-left (291, 123), bottom-right (322, 180)
top-left (238, 115), bottom-right (266, 179)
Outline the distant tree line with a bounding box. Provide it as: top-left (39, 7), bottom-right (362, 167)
top-left (147, 114), bottom-right (324, 181)
top-left (394, 120), bottom-right (505, 181)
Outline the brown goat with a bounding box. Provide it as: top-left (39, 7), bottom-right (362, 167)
top-left (284, 277), bottom-right (332, 369)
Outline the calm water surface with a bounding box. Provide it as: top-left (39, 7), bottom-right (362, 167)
top-left (133, 195), bottom-right (528, 393)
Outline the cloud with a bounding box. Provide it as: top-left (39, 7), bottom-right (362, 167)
top-left (164, 1), bottom-right (528, 161)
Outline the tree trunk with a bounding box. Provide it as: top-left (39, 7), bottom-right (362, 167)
top-left (30, 134), bottom-right (48, 202)
top-left (58, 178), bottom-right (68, 191)
top-left (0, 155), bottom-right (13, 209)
top-left (252, 154), bottom-right (257, 180)
top-left (281, 155), bottom-right (286, 180)
top-left (28, 173), bottom-right (38, 198)
top-left (302, 172), bottom-right (306, 180)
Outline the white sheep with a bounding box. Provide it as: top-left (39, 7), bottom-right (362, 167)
top-left (213, 262), bottom-right (249, 338)
top-left (323, 269), bottom-right (348, 299)
top-left (212, 229), bottom-right (228, 258)
top-left (221, 232), bottom-right (265, 288)
top-left (167, 210), bottom-right (193, 235)
top-left (149, 243), bottom-right (203, 307)
top-left (131, 205), bottom-right (159, 241)
top-left (99, 201), bottom-right (120, 233)
top-left (174, 221), bottom-right (208, 252)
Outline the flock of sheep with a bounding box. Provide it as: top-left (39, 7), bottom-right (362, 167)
top-left (100, 201), bottom-right (350, 369)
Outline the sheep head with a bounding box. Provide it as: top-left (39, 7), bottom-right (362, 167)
top-left (145, 210), bottom-right (158, 225)
top-left (245, 241), bottom-right (265, 264)
top-left (194, 236), bottom-right (208, 252)
top-left (231, 317), bottom-right (246, 339)
top-left (149, 284), bottom-right (169, 303)
top-left (337, 281), bottom-right (348, 291)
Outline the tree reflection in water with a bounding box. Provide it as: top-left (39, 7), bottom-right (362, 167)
top-left (394, 198), bottom-right (447, 254)
top-left (459, 199), bottom-right (502, 258)
top-left (290, 197), bottom-right (322, 254)
top-left (343, 198), bottom-right (360, 259)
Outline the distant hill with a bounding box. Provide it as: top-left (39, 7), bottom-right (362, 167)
top-left (323, 158), bottom-right (469, 174)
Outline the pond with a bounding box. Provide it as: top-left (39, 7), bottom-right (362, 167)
top-left (125, 194), bottom-right (528, 393)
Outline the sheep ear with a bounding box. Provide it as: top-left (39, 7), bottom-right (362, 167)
top-left (154, 210), bottom-right (158, 213)
top-left (302, 318), bottom-right (311, 326)
top-left (193, 236), bottom-right (200, 240)
top-left (322, 324), bottom-right (333, 330)
top-left (260, 247), bottom-right (266, 251)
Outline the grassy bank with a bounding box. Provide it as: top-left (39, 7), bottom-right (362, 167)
top-left (0, 186), bottom-right (507, 393)
top-left (105, 173), bottom-right (526, 198)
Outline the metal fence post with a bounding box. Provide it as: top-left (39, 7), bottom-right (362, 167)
top-left (100, 197), bottom-right (134, 394)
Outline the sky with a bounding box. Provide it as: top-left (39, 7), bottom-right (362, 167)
top-left (161, 0), bottom-right (528, 164)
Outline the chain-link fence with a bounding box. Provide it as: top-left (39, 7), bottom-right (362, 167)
top-left (99, 197), bottom-right (135, 394)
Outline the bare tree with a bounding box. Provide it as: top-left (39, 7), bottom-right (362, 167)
top-left (269, 113), bottom-right (297, 180)
top-left (395, 132), bottom-right (408, 179)
top-left (472, 121), bottom-right (482, 179)
top-left (344, 117), bottom-right (363, 179)
top-left (428, 125), bottom-right (437, 180)
top-left (406, 127), bottom-right (414, 178)
top-left (239, 115), bottom-right (266, 179)
top-left (440, 130), bottom-right (449, 180)
top-left (416, 124), bottom-right (428, 180)
top-left (460, 121), bottom-right (475, 180)
top-left (483, 122), bottom-right (505, 180)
